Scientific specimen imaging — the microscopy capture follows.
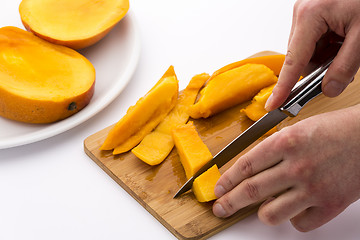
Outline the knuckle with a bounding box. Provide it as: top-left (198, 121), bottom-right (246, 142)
top-left (274, 128), bottom-right (316, 181)
top-left (258, 207), bottom-right (280, 226)
top-left (243, 179), bottom-right (261, 202)
top-left (295, 0), bottom-right (321, 18)
top-left (297, 190), bottom-right (313, 203)
top-left (237, 155), bottom-right (254, 178)
top-left (220, 172), bottom-right (236, 191)
top-left (330, 62), bottom-right (356, 81)
top-left (219, 195), bottom-right (236, 215)
top-left (284, 49), bottom-right (308, 74)
top-left (283, 50), bottom-right (307, 70)
top-left (274, 128), bottom-right (302, 153)
top-left (293, 0), bottom-right (301, 12)
top-left (284, 49), bottom-right (296, 67)
top-left (289, 160), bottom-right (313, 181)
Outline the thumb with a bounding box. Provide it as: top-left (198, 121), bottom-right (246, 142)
top-left (322, 29), bottom-right (360, 97)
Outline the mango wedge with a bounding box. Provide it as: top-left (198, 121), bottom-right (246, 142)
top-left (241, 84), bottom-right (277, 136)
top-left (210, 54), bottom-right (285, 79)
top-left (172, 122), bottom-right (213, 179)
top-left (100, 66), bottom-right (178, 152)
top-left (130, 132), bottom-right (174, 163)
top-left (193, 165), bottom-right (221, 202)
top-left (188, 64), bottom-right (278, 119)
top-left (131, 73), bottom-right (209, 165)
top-left (241, 83), bottom-right (275, 121)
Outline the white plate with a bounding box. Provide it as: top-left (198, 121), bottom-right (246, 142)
top-left (0, 7), bottom-right (140, 149)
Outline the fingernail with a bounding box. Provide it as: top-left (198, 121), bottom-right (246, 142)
top-left (323, 81), bottom-right (345, 97)
top-left (214, 184), bottom-right (226, 198)
top-left (264, 93), bottom-right (273, 111)
top-left (213, 203), bottom-right (227, 217)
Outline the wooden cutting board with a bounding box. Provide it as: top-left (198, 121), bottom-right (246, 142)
top-left (84, 51), bottom-right (360, 240)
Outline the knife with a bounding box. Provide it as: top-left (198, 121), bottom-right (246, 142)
top-left (174, 36), bottom-right (343, 198)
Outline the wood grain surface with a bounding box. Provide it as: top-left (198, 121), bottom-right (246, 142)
top-left (84, 51), bottom-right (360, 239)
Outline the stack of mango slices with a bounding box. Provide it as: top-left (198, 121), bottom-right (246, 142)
top-left (100, 54), bottom-right (285, 202)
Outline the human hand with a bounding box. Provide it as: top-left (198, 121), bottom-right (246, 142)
top-left (212, 104), bottom-right (360, 231)
top-left (265, 0), bottom-right (360, 111)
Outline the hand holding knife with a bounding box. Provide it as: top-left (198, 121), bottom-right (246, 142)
top-left (174, 34), bottom-right (343, 198)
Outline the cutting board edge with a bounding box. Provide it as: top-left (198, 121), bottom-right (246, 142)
top-left (83, 140), bottom-right (188, 239)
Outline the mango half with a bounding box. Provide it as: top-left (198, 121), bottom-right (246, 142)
top-left (0, 26), bottom-right (95, 123)
top-left (19, 0), bottom-right (130, 49)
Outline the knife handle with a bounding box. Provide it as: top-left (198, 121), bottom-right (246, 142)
top-left (280, 37), bottom-right (343, 117)
top-left (280, 62), bottom-right (329, 117)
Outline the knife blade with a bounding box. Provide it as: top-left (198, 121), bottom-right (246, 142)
top-left (173, 109), bottom-right (288, 198)
top-left (174, 36), bottom-right (342, 198)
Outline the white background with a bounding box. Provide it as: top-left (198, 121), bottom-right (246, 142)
top-left (1, 1), bottom-right (360, 239)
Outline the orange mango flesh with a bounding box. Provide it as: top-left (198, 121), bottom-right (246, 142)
top-left (211, 54), bottom-right (285, 79)
top-left (172, 122), bottom-right (213, 179)
top-left (100, 66), bottom-right (178, 152)
top-left (192, 165), bottom-right (221, 202)
top-left (130, 132), bottom-right (174, 164)
top-left (131, 73), bottom-right (210, 165)
top-left (188, 64), bottom-right (278, 119)
top-left (0, 26), bottom-right (95, 123)
top-left (241, 84), bottom-right (277, 135)
top-left (242, 84), bottom-right (275, 121)
top-left (19, 0), bottom-right (129, 49)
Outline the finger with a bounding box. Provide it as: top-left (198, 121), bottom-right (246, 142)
top-left (213, 163), bottom-right (292, 218)
top-left (214, 132), bottom-right (283, 198)
top-left (290, 206), bottom-right (346, 232)
top-left (322, 28), bottom-right (360, 97)
top-left (265, 8), bottom-right (328, 111)
top-left (257, 188), bottom-right (312, 226)
top-left (287, 0), bottom-right (300, 47)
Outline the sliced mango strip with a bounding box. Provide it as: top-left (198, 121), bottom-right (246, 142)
top-left (188, 64), bottom-right (278, 119)
top-left (130, 132), bottom-right (174, 163)
top-left (211, 54), bottom-right (285, 79)
top-left (241, 83), bottom-right (275, 121)
top-left (241, 83), bottom-right (277, 136)
top-left (192, 165), bottom-right (221, 202)
top-left (172, 122), bottom-right (213, 179)
top-left (100, 66), bottom-right (178, 151)
top-left (132, 73), bottom-right (210, 165)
